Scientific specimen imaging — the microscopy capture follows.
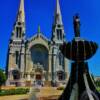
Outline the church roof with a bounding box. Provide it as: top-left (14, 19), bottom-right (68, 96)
top-left (28, 32), bottom-right (50, 44)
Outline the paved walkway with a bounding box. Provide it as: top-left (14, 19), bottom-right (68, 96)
top-left (0, 94), bottom-right (29, 100)
top-left (0, 87), bottom-right (63, 100)
top-left (29, 87), bottom-right (63, 100)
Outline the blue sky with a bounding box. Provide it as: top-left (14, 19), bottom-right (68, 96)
top-left (0, 0), bottom-right (100, 76)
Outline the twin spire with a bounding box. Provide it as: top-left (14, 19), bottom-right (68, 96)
top-left (17, 0), bottom-right (25, 22)
top-left (54, 0), bottom-right (63, 25)
top-left (15, 0), bottom-right (63, 36)
top-left (12, 0), bottom-right (25, 39)
top-left (17, 0), bottom-right (62, 25)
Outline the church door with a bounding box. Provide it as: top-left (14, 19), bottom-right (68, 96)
top-left (36, 74), bottom-right (42, 80)
top-left (57, 71), bottom-right (64, 81)
top-left (35, 74), bottom-right (43, 86)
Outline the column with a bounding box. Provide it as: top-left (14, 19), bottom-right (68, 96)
top-left (25, 51), bottom-right (32, 72)
top-left (64, 58), bottom-right (69, 81)
top-left (52, 45), bottom-right (57, 85)
top-left (48, 52), bottom-right (52, 81)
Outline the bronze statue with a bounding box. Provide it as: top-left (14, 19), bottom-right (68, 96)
top-left (73, 14), bottom-right (80, 37)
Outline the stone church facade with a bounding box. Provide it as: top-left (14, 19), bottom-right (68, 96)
top-left (6, 0), bottom-right (69, 86)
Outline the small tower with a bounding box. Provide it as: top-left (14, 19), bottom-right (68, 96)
top-left (51, 0), bottom-right (65, 44)
top-left (11, 0), bottom-right (25, 40)
top-left (51, 0), bottom-right (68, 85)
top-left (6, 0), bottom-right (25, 86)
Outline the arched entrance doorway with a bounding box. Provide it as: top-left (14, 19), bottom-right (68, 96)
top-left (36, 74), bottom-right (42, 80)
top-left (12, 70), bottom-right (20, 80)
top-left (12, 69), bottom-right (20, 86)
top-left (57, 71), bottom-right (64, 81)
top-left (30, 44), bottom-right (48, 85)
top-left (35, 68), bottom-right (43, 85)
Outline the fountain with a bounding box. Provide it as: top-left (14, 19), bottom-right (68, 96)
top-left (59, 15), bottom-right (100, 100)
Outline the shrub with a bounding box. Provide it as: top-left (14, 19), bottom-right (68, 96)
top-left (0, 88), bottom-right (30, 96)
top-left (57, 86), bottom-right (65, 90)
top-left (97, 87), bottom-right (100, 92)
top-left (95, 80), bottom-right (100, 87)
top-left (0, 69), bottom-right (6, 91)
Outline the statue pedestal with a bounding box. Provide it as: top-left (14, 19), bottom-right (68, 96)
top-left (59, 62), bottom-right (100, 99)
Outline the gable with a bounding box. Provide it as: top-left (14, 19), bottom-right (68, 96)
top-left (27, 33), bottom-right (50, 50)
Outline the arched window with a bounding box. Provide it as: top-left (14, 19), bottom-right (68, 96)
top-left (57, 71), bottom-right (64, 81)
top-left (56, 29), bottom-right (62, 40)
top-left (16, 27), bottom-right (19, 38)
top-left (59, 52), bottom-right (64, 66)
top-left (12, 70), bottom-right (20, 80)
top-left (19, 27), bottom-right (22, 38)
top-left (15, 51), bottom-right (19, 65)
top-left (16, 27), bottom-right (22, 38)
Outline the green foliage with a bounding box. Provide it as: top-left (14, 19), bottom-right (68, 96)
top-left (57, 86), bottom-right (65, 90)
top-left (95, 80), bottom-right (100, 92)
top-left (97, 87), bottom-right (100, 92)
top-left (95, 80), bottom-right (100, 87)
top-left (0, 69), bottom-right (6, 86)
top-left (0, 88), bottom-right (29, 96)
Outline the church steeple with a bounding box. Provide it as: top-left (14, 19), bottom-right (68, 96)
top-left (11, 0), bottom-right (25, 39)
top-left (8, 0), bottom-right (26, 75)
top-left (52, 0), bottom-right (65, 44)
top-left (54, 0), bottom-right (63, 25)
top-left (17, 0), bottom-right (25, 23)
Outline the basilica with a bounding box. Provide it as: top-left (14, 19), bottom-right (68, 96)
top-left (6, 0), bottom-right (69, 86)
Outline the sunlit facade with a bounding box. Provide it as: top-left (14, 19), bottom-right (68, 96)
top-left (6, 0), bottom-right (69, 86)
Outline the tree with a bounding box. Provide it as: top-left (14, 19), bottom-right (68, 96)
top-left (0, 69), bottom-right (6, 91)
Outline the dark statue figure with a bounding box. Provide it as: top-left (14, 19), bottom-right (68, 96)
top-left (73, 14), bottom-right (80, 37)
top-left (59, 15), bottom-right (100, 100)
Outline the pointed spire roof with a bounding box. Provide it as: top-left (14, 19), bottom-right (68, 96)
top-left (54, 0), bottom-right (63, 25)
top-left (11, 0), bottom-right (25, 39)
top-left (17, 0), bottom-right (25, 22)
